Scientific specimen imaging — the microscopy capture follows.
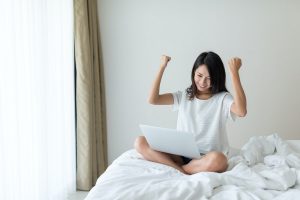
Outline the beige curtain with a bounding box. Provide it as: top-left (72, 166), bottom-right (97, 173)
top-left (74, 0), bottom-right (108, 190)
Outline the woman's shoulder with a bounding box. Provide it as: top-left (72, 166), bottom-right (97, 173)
top-left (215, 91), bottom-right (231, 96)
top-left (213, 91), bottom-right (232, 100)
top-left (172, 90), bottom-right (186, 103)
top-left (172, 90), bottom-right (184, 97)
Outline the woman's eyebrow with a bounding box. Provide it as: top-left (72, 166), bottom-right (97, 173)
top-left (197, 73), bottom-right (210, 77)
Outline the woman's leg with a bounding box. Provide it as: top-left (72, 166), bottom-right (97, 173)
top-left (134, 136), bottom-right (186, 174)
top-left (182, 151), bottom-right (228, 174)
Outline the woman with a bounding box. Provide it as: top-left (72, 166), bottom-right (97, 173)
top-left (134, 51), bottom-right (247, 174)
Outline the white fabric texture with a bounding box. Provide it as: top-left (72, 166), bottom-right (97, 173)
top-left (0, 1), bottom-right (76, 200)
top-left (85, 134), bottom-right (300, 200)
top-left (172, 91), bottom-right (235, 154)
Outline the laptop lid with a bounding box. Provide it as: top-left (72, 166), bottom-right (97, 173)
top-left (139, 124), bottom-right (201, 159)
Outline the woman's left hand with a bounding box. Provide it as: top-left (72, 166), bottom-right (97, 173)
top-left (228, 57), bottom-right (242, 74)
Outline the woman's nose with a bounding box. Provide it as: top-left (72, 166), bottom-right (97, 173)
top-left (200, 78), bottom-right (206, 85)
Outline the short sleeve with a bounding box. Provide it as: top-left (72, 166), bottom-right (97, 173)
top-left (171, 91), bottom-right (182, 111)
top-left (223, 93), bottom-right (236, 121)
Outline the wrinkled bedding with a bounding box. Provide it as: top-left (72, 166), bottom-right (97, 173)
top-left (85, 134), bottom-right (300, 200)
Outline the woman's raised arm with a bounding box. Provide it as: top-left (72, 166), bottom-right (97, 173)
top-left (148, 55), bottom-right (174, 105)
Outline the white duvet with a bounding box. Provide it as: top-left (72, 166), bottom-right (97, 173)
top-left (85, 134), bottom-right (300, 200)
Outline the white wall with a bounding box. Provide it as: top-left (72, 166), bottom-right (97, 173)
top-left (97, 0), bottom-right (300, 164)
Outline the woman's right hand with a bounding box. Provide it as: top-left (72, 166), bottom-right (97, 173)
top-left (160, 55), bottom-right (171, 69)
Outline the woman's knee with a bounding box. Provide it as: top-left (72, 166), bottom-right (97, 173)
top-left (134, 136), bottom-right (149, 153)
top-left (205, 151), bottom-right (228, 172)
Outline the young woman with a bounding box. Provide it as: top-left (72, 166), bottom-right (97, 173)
top-left (134, 51), bottom-right (247, 174)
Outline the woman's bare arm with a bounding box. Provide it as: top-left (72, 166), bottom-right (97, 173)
top-left (228, 57), bottom-right (247, 117)
top-left (148, 55), bottom-right (174, 105)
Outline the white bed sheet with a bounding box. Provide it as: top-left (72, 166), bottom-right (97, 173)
top-left (85, 134), bottom-right (300, 200)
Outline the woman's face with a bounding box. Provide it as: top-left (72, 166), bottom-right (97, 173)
top-left (194, 64), bottom-right (211, 93)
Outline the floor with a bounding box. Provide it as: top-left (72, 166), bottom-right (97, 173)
top-left (68, 191), bottom-right (89, 200)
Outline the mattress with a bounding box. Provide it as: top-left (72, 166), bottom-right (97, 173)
top-left (85, 134), bottom-right (300, 200)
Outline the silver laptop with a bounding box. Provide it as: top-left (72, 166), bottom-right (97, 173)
top-left (139, 124), bottom-right (202, 159)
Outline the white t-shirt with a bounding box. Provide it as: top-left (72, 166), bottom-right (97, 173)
top-left (172, 91), bottom-right (235, 155)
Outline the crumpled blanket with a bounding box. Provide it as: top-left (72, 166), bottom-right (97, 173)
top-left (225, 133), bottom-right (300, 191)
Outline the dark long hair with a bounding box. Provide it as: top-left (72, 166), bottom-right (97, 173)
top-left (186, 51), bottom-right (228, 100)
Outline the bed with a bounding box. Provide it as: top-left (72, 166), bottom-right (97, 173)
top-left (85, 134), bottom-right (300, 200)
